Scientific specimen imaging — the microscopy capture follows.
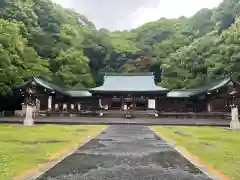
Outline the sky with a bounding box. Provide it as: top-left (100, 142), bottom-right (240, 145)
top-left (52, 0), bottom-right (223, 30)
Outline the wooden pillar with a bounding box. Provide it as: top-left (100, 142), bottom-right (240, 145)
top-left (144, 97), bottom-right (148, 111)
top-left (133, 97), bottom-right (137, 110)
top-left (121, 96), bottom-right (124, 110)
top-left (155, 97), bottom-right (158, 110)
top-left (155, 97), bottom-right (159, 111)
top-left (66, 103), bottom-right (69, 112)
top-left (93, 96), bottom-right (99, 112)
top-left (51, 97), bottom-right (55, 112)
top-left (132, 97), bottom-right (135, 111)
top-left (107, 97), bottom-right (111, 109)
top-left (59, 102), bottom-right (62, 111)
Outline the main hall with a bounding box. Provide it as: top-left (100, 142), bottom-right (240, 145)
top-left (1, 72), bottom-right (240, 118)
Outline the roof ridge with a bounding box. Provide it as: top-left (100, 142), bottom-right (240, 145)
top-left (213, 74), bottom-right (230, 81)
top-left (104, 72), bottom-right (154, 76)
top-left (66, 89), bottom-right (89, 92)
top-left (33, 77), bottom-right (70, 96)
top-left (34, 77), bottom-right (64, 89)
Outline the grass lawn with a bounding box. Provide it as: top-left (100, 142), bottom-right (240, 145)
top-left (0, 124), bottom-right (106, 180)
top-left (152, 126), bottom-right (240, 180)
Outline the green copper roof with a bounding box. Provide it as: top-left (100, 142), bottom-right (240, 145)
top-left (167, 76), bottom-right (231, 98)
top-left (15, 77), bottom-right (68, 96)
top-left (208, 77), bottom-right (231, 91)
top-left (15, 75), bottom-right (233, 98)
top-left (65, 82), bottom-right (91, 97)
top-left (167, 89), bottom-right (201, 98)
top-left (15, 77), bottom-right (92, 98)
top-left (90, 73), bottom-right (168, 93)
top-left (33, 77), bottom-right (69, 96)
top-left (70, 82), bottom-right (86, 90)
top-left (66, 91), bottom-right (92, 97)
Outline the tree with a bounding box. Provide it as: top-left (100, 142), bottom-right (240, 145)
top-left (55, 48), bottom-right (93, 87)
top-left (0, 19), bottom-right (49, 95)
top-left (1, 0), bottom-right (240, 96)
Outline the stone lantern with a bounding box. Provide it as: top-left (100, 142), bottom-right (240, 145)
top-left (228, 81), bottom-right (240, 130)
top-left (23, 81), bottom-right (37, 126)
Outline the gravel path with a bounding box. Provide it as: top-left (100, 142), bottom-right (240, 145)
top-left (38, 125), bottom-right (212, 180)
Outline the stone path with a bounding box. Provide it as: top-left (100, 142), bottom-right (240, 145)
top-left (0, 117), bottom-right (229, 126)
top-left (38, 125), bottom-right (212, 180)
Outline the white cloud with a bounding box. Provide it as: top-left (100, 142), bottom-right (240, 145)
top-left (133, 0), bottom-right (222, 28)
top-left (51, 0), bottom-right (223, 30)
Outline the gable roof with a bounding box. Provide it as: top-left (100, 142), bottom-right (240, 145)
top-left (34, 77), bottom-right (69, 96)
top-left (14, 77), bottom-right (91, 98)
top-left (65, 82), bottom-right (92, 98)
top-left (70, 82), bottom-right (86, 90)
top-left (90, 73), bottom-right (168, 93)
top-left (167, 76), bottom-right (232, 98)
top-left (14, 74), bottom-right (236, 99)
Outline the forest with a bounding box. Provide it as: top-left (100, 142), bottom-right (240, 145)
top-left (0, 0), bottom-right (240, 96)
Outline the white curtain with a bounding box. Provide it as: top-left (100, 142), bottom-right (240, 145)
top-left (148, 99), bottom-right (156, 109)
top-left (99, 99), bottom-right (103, 108)
top-left (48, 96), bottom-right (52, 110)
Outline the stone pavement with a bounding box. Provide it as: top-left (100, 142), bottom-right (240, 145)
top-left (37, 125), bottom-right (212, 180)
top-left (0, 117), bottom-right (230, 126)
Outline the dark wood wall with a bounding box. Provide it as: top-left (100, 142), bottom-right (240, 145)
top-left (157, 98), bottom-right (205, 112)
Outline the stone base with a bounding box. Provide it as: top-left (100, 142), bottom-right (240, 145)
top-left (230, 120), bottom-right (240, 130)
top-left (24, 117), bottom-right (34, 126)
top-left (23, 106), bottom-right (34, 126)
top-left (70, 114), bottom-right (77, 117)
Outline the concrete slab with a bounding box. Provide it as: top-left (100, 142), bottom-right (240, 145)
top-left (37, 125), bottom-right (212, 180)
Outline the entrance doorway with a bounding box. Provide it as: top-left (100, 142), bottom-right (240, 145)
top-left (135, 98), bottom-right (147, 110)
top-left (111, 98), bottom-right (121, 110)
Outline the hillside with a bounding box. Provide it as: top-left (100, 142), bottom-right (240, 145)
top-left (0, 0), bottom-right (240, 95)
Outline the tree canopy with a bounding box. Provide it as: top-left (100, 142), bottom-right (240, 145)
top-left (0, 0), bottom-right (240, 95)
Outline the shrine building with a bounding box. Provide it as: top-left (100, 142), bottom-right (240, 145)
top-left (1, 72), bottom-right (240, 118)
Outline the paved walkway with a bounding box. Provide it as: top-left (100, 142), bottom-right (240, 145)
top-left (0, 117), bottom-right (229, 126)
top-left (38, 125), bottom-right (212, 180)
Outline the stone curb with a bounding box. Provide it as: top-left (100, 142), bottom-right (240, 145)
top-left (14, 126), bottom-right (109, 180)
top-left (149, 127), bottom-right (229, 180)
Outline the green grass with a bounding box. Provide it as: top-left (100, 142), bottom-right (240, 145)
top-left (0, 124), bottom-right (106, 180)
top-left (152, 126), bottom-right (240, 180)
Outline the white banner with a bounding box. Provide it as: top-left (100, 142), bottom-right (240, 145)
top-left (78, 104), bottom-right (81, 111)
top-left (99, 99), bottom-right (103, 108)
top-left (63, 104), bottom-right (67, 110)
top-left (55, 104), bottom-right (59, 110)
top-left (48, 96), bottom-right (52, 110)
top-left (148, 99), bottom-right (156, 109)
